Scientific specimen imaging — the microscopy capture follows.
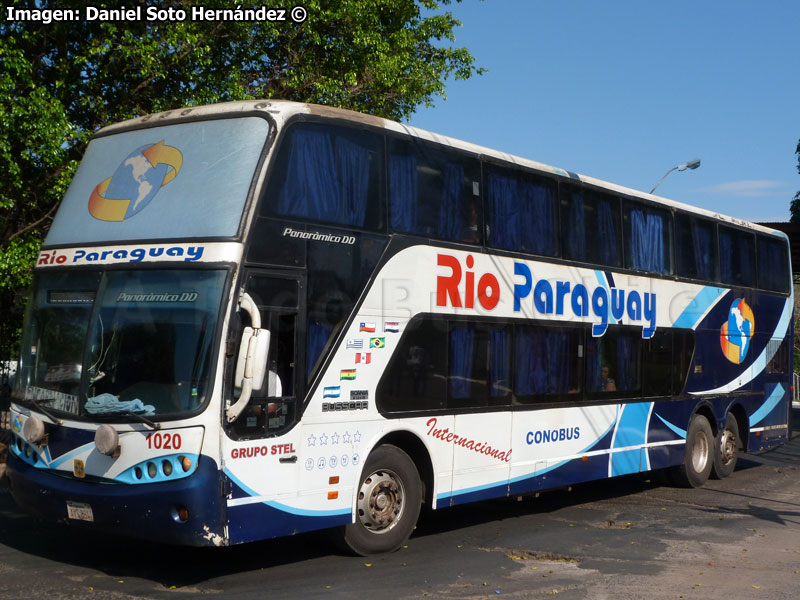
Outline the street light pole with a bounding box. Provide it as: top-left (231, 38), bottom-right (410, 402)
top-left (650, 158), bottom-right (701, 194)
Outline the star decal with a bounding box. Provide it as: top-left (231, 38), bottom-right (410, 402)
top-left (353, 430), bottom-right (362, 443)
top-left (307, 434), bottom-right (317, 447)
top-left (342, 431), bottom-right (352, 444)
top-left (331, 432), bottom-right (340, 445)
top-left (320, 433), bottom-right (329, 446)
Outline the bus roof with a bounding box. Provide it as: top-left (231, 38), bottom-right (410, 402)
top-left (97, 100), bottom-right (783, 238)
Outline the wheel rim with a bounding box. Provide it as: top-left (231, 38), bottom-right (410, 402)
top-left (691, 430), bottom-right (709, 473)
top-left (720, 428), bottom-right (736, 465)
top-left (356, 468), bottom-right (405, 534)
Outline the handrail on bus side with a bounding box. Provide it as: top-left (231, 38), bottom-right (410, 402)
top-left (226, 292), bottom-right (270, 423)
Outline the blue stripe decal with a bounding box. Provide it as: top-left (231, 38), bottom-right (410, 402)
top-left (594, 271), bottom-right (617, 325)
top-left (656, 414), bottom-right (687, 439)
top-left (750, 383), bottom-right (785, 427)
top-left (673, 286), bottom-right (728, 329)
top-left (610, 403), bottom-right (651, 476)
top-left (48, 443), bottom-right (94, 469)
top-left (224, 468), bottom-right (350, 517)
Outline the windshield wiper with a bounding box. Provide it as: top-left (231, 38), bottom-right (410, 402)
top-left (121, 411), bottom-right (161, 430)
top-left (27, 398), bottom-right (63, 426)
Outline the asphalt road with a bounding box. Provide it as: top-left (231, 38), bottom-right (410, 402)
top-left (1, 411), bottom-right (799, 600)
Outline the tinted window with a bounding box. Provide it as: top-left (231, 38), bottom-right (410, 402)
top-left (624, 202), bottom-right (673, 275)
top-left (513, 325), bottom-right (582, 403)
top-left (719, 226), bottom-right (755, 287)
top-left (388, 137), bottom-right (481, 243)
top-left (306, 234), bottom-right (387, 380)
top-left (264, 122), bottom-right (384, 229)
top-left (675, 214), bottom-right (717, 281)
top-left (486, 166), bottom-right (558, 256)
top-left (586, 329), bottom-right (641, 396)
top-left (757, 235), bottom-right (790, 293)
top-left (561, 185), bottom-right (621, 267)
top-left (378, 318), bottom-right (446, 412)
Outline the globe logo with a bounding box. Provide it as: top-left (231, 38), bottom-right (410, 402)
top-left (719, 298), bottom-right (754, 364)
top-left (88, 140), bottom-right (183, 221)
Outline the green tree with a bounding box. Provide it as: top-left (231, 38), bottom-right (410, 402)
top-left (0, 0), bottom-right (484, 359)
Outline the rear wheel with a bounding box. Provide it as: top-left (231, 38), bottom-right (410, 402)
top-left (337, 444), bottom-right (422, 556)
top-left (670, 414), bottom-right (714, 488)
top-left (712, 413), bottom-right (739, 479)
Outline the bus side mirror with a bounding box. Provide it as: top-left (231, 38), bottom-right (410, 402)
top-left (226, 293), bottom-right (270, 423)
top-left (234, 327), bottom-right (270, 392)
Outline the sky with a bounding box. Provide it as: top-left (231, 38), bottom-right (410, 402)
top-left (409, 0), bottom-right (800, 223)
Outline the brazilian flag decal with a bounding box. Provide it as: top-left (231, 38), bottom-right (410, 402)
top-left (369, 337), bottom-right (385, 349)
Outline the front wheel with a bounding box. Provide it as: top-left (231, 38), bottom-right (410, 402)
top-left (337, 444), bottom-right (422, 556)
top-left (670, 414), bottom-right (714, 488)
top-left (712, 413), bottom-right (739, 479)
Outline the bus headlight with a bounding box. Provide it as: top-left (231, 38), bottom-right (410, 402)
top-left (95, 424), bottom-right (121, 457)
top-left (22, 415), bottom-right (45, 445)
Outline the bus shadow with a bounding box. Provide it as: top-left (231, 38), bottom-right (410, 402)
top-left (0, 486), bottom-right (339, 588)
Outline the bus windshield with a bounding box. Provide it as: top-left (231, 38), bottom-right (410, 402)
top-left (13, 269), bottom-right (227, 419)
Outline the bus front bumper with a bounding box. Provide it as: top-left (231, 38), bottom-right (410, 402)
top-left (5, 452), bottom-right (227, 547)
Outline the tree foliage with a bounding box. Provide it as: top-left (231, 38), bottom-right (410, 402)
top-left (0, 0), bottom-right (483, 358)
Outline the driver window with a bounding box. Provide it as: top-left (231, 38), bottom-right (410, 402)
top-left (230, 273), bottom-right (300, 438)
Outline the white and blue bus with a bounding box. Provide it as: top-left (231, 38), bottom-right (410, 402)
top-left (6, 101), bottom-right (793, 554)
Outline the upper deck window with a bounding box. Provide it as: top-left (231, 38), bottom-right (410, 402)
top-left (719, 226), bottom-right (755, 287)
top-left (560, 185), bottom-right (621, 267)
top-left (486, 166), bottom-right (557, 256)
top-left (264, 122), bottom-right (384, 230)
top-left (388, 137), bottom-right (481, 243)
top-left (623, 201), bottom-right (673, 275)
top-left (675, 214), bottom-right (718, 281)
top-left (45, 117), bottom-right (270, 246)
top-left (757, 234), bottom-right (790, 293)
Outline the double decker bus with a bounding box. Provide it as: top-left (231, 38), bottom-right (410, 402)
top-left (6, 101), bottom-right (793, 555)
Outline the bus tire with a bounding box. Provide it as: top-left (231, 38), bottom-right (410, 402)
top-left (339, 444), bottom-right (422, 556)
top-left (712, 413), bottom-right (739, 479)
top-left (671, 414), bottom-right (713, 488)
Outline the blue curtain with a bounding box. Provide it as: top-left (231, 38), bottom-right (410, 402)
top-left (586, 339), bottom-right (602, 392)
top-left (488, 173), bottom-right (519, 249)
top-left (439, 164), bottom-right (465, 240)
top-left (489, 329), bottom-right (509, 397)
top-left (597, 199), bottom-right (618, 266)
top-left (307, 320), bottom-right (333, 376)
top-left (616, 335), bottom-right (639, 391)
top-left (335, 137), bottom-right (370, 226)
top-left (566, 192), bottom-right (586, 261)
top-left (522, 181), bottom-right (554, 255)
top-left (449, 327), bottom-right (474, 399)
top-left (514, 329), bottom-right (571, 397)
top-left (277, 129), bottom-right (340, 221)
top-left (630, 209), bottom-right (665, 273)
top-left (691, 221), bottom-right (712, 279)
top-left (389, 154), bottom-right (418, 233)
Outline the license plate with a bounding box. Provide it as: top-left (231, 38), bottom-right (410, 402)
top-left (66, 501), bottom-right (94, 522)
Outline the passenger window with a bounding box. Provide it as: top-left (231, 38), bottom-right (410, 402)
top-left (624, 202), bottom-right (673, 275)
top-left (757, 235), bottom-right (790, 293)
top-left (388, 137), bottom-right (481, 243)
top-left (719, 227), bottom-right (755, 287)
top-left (675, 215), bottom-right (717, 281)
top-left (561, 185), bottom-right (621, 267)
top-left (264, 122), bottom-right (384, 230)
top-left (487, 166), bottom-right (558, 256)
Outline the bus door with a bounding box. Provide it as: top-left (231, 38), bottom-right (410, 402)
top-left (225, 270), bottom-right (305, 504)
